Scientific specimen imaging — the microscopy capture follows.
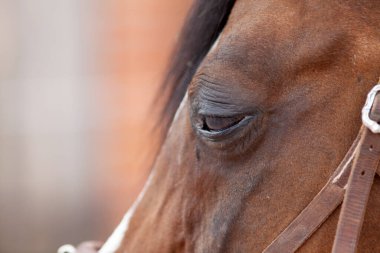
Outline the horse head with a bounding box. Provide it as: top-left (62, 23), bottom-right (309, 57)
top-left (102, 1), bottom-right (380, 252)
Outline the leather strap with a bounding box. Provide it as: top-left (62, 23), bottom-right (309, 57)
top-left (264, 82), bottom-right (380, 253)
top-left (332, 93), bottom-right (380, 253)
top-left (262, 129), bottom-right (363, 253)
top-left (263, 184), bottom-right (344, 253)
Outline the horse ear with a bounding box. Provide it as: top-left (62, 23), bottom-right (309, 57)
top-left (154, 0), bottom-right (235, 138)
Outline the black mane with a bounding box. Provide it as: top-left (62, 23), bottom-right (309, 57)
top-left (158, 0), bottom-right (235, 135)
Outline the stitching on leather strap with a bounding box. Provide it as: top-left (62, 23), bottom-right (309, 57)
top-left (332, 89), bottom-right (380, 253)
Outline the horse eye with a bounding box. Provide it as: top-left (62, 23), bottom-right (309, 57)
top-left (202, 115), bottom-right (245, 132)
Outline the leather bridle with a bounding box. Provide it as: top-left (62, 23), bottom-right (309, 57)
top-left (264, 80), bottom-right (380, 253)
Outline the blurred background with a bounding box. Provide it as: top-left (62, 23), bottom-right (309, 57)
top-left (0, 0), bottom-right (191, 252)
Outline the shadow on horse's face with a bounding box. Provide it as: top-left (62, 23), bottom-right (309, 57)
top-left (120, 0), bottom-right (380, 252)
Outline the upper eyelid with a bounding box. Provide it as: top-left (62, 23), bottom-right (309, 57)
top-left (197, 84), bottom-right (232, 102)
top-left (193, 86), bottom-right (250, 116)
top-left (189, 75), bottom-right (264, 118)
top-left (197, 102), bottom-right (245, 117)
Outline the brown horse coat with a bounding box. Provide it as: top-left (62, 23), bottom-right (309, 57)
top-left (104, 0), bottom-right (380, 252)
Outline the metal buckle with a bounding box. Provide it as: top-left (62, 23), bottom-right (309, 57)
top-left (362, 84), bottom-right (380, 133)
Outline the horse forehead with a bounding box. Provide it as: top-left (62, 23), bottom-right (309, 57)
top-left (201, 0), bottom-right (353, 80)
top-left (226, 0), bottom-right (303, 38)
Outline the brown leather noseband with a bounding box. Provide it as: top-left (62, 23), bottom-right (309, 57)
top-left (264, 80), bottom-right (380, 253)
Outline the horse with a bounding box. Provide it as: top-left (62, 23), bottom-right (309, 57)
top-left (65, 0), bottom-right (380, 252)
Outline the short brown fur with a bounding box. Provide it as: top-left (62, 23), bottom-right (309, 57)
top-left (120, 0), bottom-right (380, 252)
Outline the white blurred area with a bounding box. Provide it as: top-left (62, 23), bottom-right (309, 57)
top-left (0, 1), bottom-right (107, 252)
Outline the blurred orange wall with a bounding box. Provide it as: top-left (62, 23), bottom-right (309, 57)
top-left (98, 0), bottom-right (192, 230)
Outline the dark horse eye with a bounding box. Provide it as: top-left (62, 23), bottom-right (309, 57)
top-left (202, 115), bottom-right (245, 132)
